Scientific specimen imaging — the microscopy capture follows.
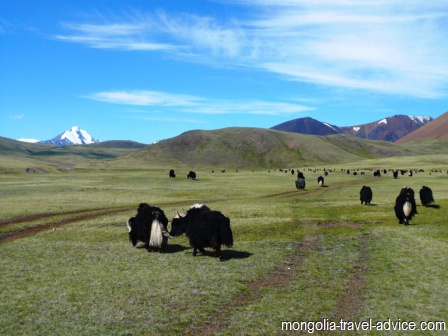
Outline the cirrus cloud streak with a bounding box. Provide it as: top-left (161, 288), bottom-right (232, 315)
top-left (84, 90), bottom-right (314, 116)
top-left (57, 0), bottom-right (448, 98)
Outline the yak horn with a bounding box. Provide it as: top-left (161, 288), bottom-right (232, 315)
top-left (162, 229), bottom-right (173, 239)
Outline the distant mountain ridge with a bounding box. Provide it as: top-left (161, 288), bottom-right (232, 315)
top-left (271, 117), bottom-right (344, 136)
top-left (397, 111), bottom-right (448, 142)
top-left (341, 115), bottom-right (433, 142)
top-left (272, 115), bottom-right (433, 142)
top-left (39, 126), bottom-right (100, 146)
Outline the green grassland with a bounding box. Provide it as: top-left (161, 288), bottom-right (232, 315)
top-left (1, 132), bottom-right (447, 335)
top-left (1, 154), bottom-right (447, 335)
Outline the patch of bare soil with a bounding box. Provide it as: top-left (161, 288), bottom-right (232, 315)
top-left (186, 235), bottom-right (318, 336)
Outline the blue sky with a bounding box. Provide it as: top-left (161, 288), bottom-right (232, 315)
top-left (1, 0), bottom-right (448, 144)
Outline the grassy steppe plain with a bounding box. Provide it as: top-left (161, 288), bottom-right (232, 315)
top-left (1, 155), bottom-right (447, 335)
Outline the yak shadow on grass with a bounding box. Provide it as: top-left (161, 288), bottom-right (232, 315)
top-left (136, 243), bottom-right (190, 254)
top-left (425, 204), bottom-right (440, 209)
top-left (163, 244), bottom-right (191, 254)
top-left (183, 249), bottom-right (252, 262)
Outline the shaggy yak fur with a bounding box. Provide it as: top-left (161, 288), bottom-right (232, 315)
top-left (360, 186), bottom-right (373, 205)
top-left (169, 169), bottom-right (176, 178)
top-left (295, 177), bottom-right (306, 190)
top-left (170, 204), bottom-right (233, 261)
top-left (419, 186), bottom-right (434, 206)
top-left (394, 187), bottom-right (418, 225)
top-left (317, 176), bottom-right (324, 187)
top-left (126, 203), bottom-right (170, 251)
top-left (187, 171), bottom-right (197, 180)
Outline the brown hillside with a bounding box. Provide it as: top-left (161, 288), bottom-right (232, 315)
top-left (397, 111), bottom-right (448, 142)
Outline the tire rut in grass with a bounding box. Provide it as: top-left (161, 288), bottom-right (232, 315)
top-left (334, 234), bottom-right (371, 324)
top-left (185, 235), bottom-right (318, 336)
top-left (0, 208), bottom-right (133, 243)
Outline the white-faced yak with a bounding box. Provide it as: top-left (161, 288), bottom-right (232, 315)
top-left (360, 186), bottom-right (373, 205)
top-left (169, 204), bottom-right (233, 261)
top-left (394, 187), bottom-right (418, 225)
top-left (317, 176), bottom-right (324, 187)
top-left (419, 186), bottom-right (434, 206)
top-left (126, 203), bottom-right (171, 251)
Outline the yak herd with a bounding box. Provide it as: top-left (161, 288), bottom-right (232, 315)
top-left (126, 168), bottom-right (438, 260)
top-left (292, 170), bottom-right (436, 226)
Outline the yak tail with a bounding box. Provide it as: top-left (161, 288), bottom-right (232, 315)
top-left (220, 217), bottom-right (234, 248)
top-left (149, 219), bottom-right (165, 248)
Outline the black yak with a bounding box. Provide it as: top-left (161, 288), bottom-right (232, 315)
top-left (419, 186), bottom-right (434, 206)
top-left (374, 170), bottom-right (381, 177)
top-left (126, 203), bottom-right (171, 251)
top-left (394, 187), bottom-right (418, 225)
top-left (169, 169), bottom-right (176, 178)
top-left (170, 204), bottom-right (233, 261)
top-left (393, 170), bottom-right (398, 179)
top-left (317, 176), bottom-right (324, 187)
top-left (360, 186), bottom-right (373, 205)
top-left (297, 171), bottom-right (305, 179)
top-left (187, 171), bottom-right (197, 180)
top-left (295, 178), bottom-right (306, 190)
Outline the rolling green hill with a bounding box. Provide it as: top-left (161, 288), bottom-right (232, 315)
top-left (2, 128), bottom-right (447, 172)
top-left (127, 127), bottom-right (446, 168)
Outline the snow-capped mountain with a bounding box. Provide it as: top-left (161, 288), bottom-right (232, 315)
top-left (39, 126), bottom-right (100, 146)
top-left (271, 115), bottom-right (433, 142)
top-left (341, 115), bottom-right (433, 142)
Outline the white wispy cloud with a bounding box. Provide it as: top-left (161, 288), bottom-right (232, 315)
top-left (84, 90), bottom-right (313, 116)
top-left (57, 1), bottom-right (448, 98)
top-left (10, 114), bottom-right (25, 120)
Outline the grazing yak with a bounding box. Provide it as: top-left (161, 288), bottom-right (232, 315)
top-left (295, 178), bottom-right (306, 190)
top-left (169, 169), bottom-right (176, 178)
top-left (360, 186), bottom-right (373, 205)
top-left (317, 176), bottom-right (324, 187)
top-left (187, 171), bottom-right (197, 180)
top-left (394, 187), bottom-right (418, 225)
top-left (170, 204), bottom-right (233, 261)
top-left (419, 186), bottom-right (434, 206)
top-left (373, 170), bottom-right (381, 177)
top-left (126, 203), bottom-right (171, 251)
top-left (393, 170), bottom-right (399, 179)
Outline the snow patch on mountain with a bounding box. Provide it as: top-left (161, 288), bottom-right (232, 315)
top-left (323, 122), bottom-right (338, 132)
top-left (410, 116), bottom-right (432, 123)
top-left (39, 126), bottom-right (100, 146)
